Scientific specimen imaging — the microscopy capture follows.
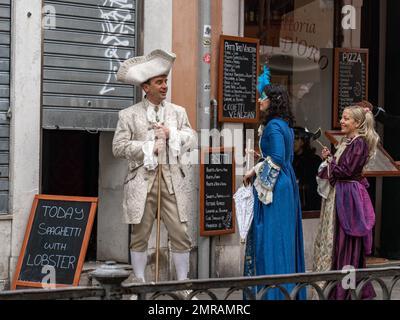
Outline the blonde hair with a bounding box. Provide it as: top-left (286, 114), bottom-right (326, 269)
top-left (344, 105), bottom-right (380, 158)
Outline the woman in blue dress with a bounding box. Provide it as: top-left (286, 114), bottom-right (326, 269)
top-left (243, 80), bottom-right (306, 300)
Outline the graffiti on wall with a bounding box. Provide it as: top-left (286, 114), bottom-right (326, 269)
top-left (99, 0), bottom-right (135, 95)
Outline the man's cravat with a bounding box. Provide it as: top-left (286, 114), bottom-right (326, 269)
top-left (154, 105), bottom-right (160, 123)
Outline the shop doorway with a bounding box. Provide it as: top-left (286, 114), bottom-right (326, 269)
top-left (41, 129), bottom-right (100, 261)
top-left (380, 0), bottom-right (400, 260)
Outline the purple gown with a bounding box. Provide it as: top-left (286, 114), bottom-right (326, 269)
top-left (324, 136), bottom-right (376, 300)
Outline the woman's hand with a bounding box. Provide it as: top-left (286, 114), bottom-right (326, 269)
top-left (243, 169), bottom-right (256, 186)
top-left (245, 148), bottom-right (261, 162)
top-left (321, 147), bottom-right (331, 160)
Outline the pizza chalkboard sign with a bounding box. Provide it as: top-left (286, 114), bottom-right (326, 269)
top-left (333, 48), bottom-right (369, 128)
top-left (12, 195), bottom-right (98, 289)
top-left (200, 148), bottom-right (235, 236)
top-left (218, 35), bottom-right (259, 123)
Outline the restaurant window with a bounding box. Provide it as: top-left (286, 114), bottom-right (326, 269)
top-left (244, 0), bottom-right (335, 212)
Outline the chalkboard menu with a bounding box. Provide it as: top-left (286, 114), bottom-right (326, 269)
top-left (200, 148), bottom-right (235, 236)
top-left (12, 195), bottom-right (98, 289)
top-left (333, 48), bottom-right (369, 128)
top-left (218, 35), bottom-right (259, 123)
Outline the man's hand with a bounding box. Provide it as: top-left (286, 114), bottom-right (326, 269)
top-left (153, 124), bottom-right (170, 140)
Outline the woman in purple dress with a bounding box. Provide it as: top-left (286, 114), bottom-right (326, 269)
top-left (313, 106), bottom-right (380, 300)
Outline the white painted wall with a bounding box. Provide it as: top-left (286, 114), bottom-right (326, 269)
top-left (97, 133), bottom-right (129, 263)
top-left (8, 0), bottom-right (42, 283)
top-left (143, 0), bottom-right (173, 102)
top-left (222, 0), bottom-right (243, 37)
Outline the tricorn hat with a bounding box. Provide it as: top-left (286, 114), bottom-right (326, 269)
top-left (116, 49), bottom-right (176, 86)
top-left (293, 126), bottom-right (321, 141)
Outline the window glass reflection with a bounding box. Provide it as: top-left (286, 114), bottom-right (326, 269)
top-left (245, 0), bottom-right (334, 210)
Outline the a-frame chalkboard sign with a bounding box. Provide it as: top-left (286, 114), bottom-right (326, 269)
top-left (200, 147), bottom-right (236, 236)
top-left (12, 195), bottom-right (98, 289)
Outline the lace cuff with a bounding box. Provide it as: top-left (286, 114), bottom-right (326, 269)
top-left (253, 156), bottom-right (281, 205)
top-left (316, 161), bottom-right (331, 199)
top-left (142, 140), bottom-right (158, 171)
top-left (168, 127), bottom-right (181, 157)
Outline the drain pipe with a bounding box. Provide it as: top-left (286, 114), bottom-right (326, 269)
top-left (197, 0), bottom-right (211, 279)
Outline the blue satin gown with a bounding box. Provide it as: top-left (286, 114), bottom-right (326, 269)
top-left (244, 118), bottom-right (306, 300)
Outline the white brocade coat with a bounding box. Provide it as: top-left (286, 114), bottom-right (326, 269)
top-left (112, 100), bottom-right (197, 224)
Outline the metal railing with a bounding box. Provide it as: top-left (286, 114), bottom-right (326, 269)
top-left (122, 267), bottom-right (400, 300)
top-left (1, 263), bottom-right (400, 300)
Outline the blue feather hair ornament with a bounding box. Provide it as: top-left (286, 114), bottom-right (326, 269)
top-left (257, 65), bottom-right (271, 101)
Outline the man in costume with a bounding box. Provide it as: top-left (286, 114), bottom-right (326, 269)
top-left (292, 126), bottom-right (322, 211)
top-left (112, 49), bottom-right (196, 284)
